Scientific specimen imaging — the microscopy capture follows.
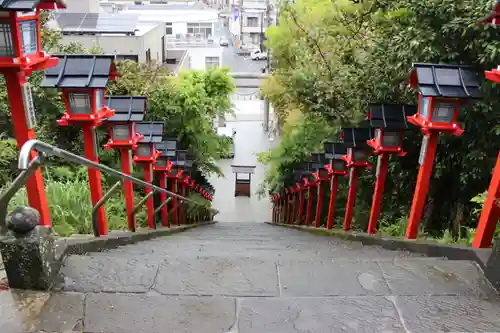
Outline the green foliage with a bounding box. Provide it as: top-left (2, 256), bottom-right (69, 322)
top-left (0, 14), bottom-right (229, 236)
top-left (7, 176), bottom-right (129, 237)
top-left (262, 0), bottom-right (500, 236)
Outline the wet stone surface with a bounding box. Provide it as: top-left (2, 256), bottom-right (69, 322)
top-left (4, 222), bottom-right (500, 333)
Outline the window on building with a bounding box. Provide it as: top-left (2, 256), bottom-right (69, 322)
top-left (0, 22), bottom-right (14, 57)
top-left (166, 23), bottom-right (173, 35)
top-left (205, 56), bottom-right (220, 70)
top-left (19, 20), bottom-right (37, 54)
top-left (187, 23), bottom-right (213, 38)
top-left (246, 17), bottom-right (258, 27)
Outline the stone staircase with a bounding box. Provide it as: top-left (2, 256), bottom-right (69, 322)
top-left (3, 222), bottom-right (500, 332)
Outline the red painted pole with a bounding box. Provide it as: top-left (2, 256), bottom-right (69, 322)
top-left (171, 178), bottom-right (179, 226)
top-left (367, 153), bottom-right (390, 234)
top-left (406, 133), bottom-right (439, 239)
top-left (286, 193), bottom-right (293, 224)
top-left (314, 180), bottom-right (325, 228)
top-left (82, 126), bottom-right (107, 235)
top-left (120, 149), bottom-right (136, 231)
top-left (159, 173), bottom-right (170, 227)
top-left (280, 197), bottom-right (285, 223)
top-left (298, 189), bottom-right (305, 225)
top-left (179, 182), bottom-right (186, 224)
top-left (326, 175), bottom-right (339, 230)
top-left (305, 186), bottom-right (314, 225)
top-left (143, 163), bottom-right (155, 229)
top-left (5, 71), bottom-right (51, 227)
top-left (344, 168), bottom-right (358, 231)
top-left (473, 152), bottom-right (500, 248)
top-left (292, 192), bottom-right (299, 224)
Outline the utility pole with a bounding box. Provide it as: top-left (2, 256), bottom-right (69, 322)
top-left (239, 0), bottom-right (244, 48)
top-left (262, 0), bottom-right (271, 132)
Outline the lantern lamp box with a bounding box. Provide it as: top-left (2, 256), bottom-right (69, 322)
top-left (40, 54), bottom-right (117, 126)
top-left (104, 96), bottom-right (147, 149)
top-left (341, 127), bottom-right (373, 168)
top-left (231, 164), bottom-right (256, 197)
top-left (408, 63), bottom-right (482, 136)
top-left (0, 0), bottom-right (65, 69)
top-left (134, 121), bottom-right (164, 163)
top-left (367, 103), bottom-right (417, 155)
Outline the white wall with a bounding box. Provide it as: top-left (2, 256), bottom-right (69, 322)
top-left (58, 24), bottom-right (166, 64)
top-left (182, 47), bottom-right (223, 70)
top-left (63, 0), bottom-right (101, 13)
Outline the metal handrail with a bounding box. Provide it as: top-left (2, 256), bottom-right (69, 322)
top-left (0, 140), bottom-right (213, 234)
top-left (18, 140), bottom-right (210, 207)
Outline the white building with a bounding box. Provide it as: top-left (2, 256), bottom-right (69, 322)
top-left (48, 0), bottom-right (223, 71)
top-left (229, 0), bottom-right (275, 48)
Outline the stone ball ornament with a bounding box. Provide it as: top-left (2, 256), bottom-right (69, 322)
top-left (6, 206), bottom-right (41, 235)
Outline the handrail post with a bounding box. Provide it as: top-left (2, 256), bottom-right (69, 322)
top-left (0, 157), bottom-right (43, 235)
top-left (153, 197), bottom-right (172, 219)
top-left (91, 181), bottom-right (122, 237)
top-left (130, 191), bottom-right (156, 231)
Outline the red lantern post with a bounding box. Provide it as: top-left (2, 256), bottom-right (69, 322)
top-left (41, 54), bottom-right (117, 235)
top-left (365, 104), bottom-right (417, 234)
top-left (472, 4), bottom-right (500, 248)
top-left (340, 128), bottom-right (373, 231)
top-left (310, 153), bottom-right (329, 228)
top-left (134, 122), bottom-right (164, 229)
top-left (154, 139), bottom-right (177, 227)
top-left (323, 142), bottom-right (349, 230)
top-left (0, 0), bottom-right (66, 227)
top-left (103, 96), bottom-right (147, 232)
top-left (303, 178), bottom-right (314, 226)
top-left (405, 63), bottom-right (482, 239)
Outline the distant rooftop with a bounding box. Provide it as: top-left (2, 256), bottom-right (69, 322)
top-left (49, 12), bottom-right (161, 36)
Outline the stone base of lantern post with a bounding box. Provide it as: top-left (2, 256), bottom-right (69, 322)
top-left (0, 207), bottom-right (61, 290)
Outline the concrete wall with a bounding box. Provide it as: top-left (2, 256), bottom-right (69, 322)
top-left (186, 47), bottom-right (223, 70)
top-left (59, 24), bottom-right (166, 64)
top-left (63, 0), bottom-right (101, 13)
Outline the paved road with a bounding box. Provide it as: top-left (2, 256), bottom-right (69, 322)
top-left (4, 222), bottom-right (500, 332)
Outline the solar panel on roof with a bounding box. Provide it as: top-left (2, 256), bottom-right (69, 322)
top-left (54, 12), bottom-right (138, 33)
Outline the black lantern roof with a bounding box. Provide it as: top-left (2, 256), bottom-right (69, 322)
top-left (136, 121), bottom-right (163, 143)
top-left (323, 141), bottom-right (348, 160)
top-left (409, 63), bottom-right (482, 99)
top-left (106, 96), bottom-right (147, 122)
top-left (155, 139), bottom-right (177, 158)
top-left (310, 152), bottom-right (327, 170)
top-left (0, 0), bottom-right (65, 10)
top-left (172, 150), bottom-right (193, 168)
top-left (41, 54), bottom-right (116, 89)
top-left (341, 127), bottom-right (373, 148)
top-left (368, 104), bottom-right (417, 130)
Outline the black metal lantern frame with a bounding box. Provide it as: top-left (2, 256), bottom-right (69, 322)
top-left (323, 141), bottom-right (348, 175)
top-left (134, 121), bottom-right (164, 162)
top-left (341, 127), bottom-right (373, 168)
top-left (366, 103), bottom-right (417, 156)
top-left (408, 63), bottom-right (482, 136)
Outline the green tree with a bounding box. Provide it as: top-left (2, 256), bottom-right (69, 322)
top-left (260, 0), bottom-right (500, 237)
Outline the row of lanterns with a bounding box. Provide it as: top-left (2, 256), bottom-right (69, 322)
top-left (271, 61), bottom-right (492, 246)
top-left (39, 54), bottom-right (214, 235)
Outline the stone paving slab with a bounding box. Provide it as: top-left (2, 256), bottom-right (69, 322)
top-left (393, 295), bottom-right (500, 333)
top-left (61, 256), bottom-right (159, 293)
top-left (278, 260), bottom-right (390, 297)
top-left (31, 293), bottom-right (84, 332)
top-left (84, 293), bottom-right (235, 333)
top-left (237, 296), bottom-right (405, 333)
top-left (379, 259), bottom-right (493, 298)
top-left (154, 257), bottom-right (279, 296)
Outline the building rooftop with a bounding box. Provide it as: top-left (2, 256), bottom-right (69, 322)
top-left (49, 12), bottom-right (161, 36)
